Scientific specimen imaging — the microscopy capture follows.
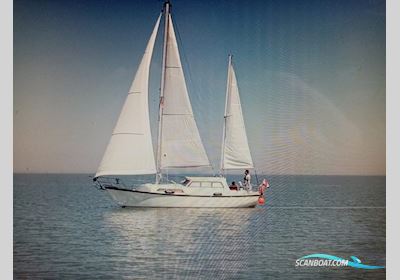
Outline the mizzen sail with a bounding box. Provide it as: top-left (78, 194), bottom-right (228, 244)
top-left (95, 15), bottom-right (161, 177)
top-left (221, 56), bottom-right (254, 170)
top-left (159, 15), bottom-right (210, 169)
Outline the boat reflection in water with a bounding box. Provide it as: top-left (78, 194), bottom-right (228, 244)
top-left (103, 207), bottom-right (263, 278)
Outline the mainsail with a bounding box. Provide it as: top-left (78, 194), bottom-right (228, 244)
top-left (221, 55), bottom-right (254, 170)
top-left (158, 15), bottom-right (210, 169)
top-left (95, 15), bottom-right (161, 177)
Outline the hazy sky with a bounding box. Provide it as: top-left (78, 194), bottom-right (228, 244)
top-left (14, 0), bottom-right (385, 175)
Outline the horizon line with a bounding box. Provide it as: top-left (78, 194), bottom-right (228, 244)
top-left (13, 172), bottom-right (386, 177)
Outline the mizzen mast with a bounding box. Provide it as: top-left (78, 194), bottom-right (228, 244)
top-left (220, 54), bottom-right (232, 173)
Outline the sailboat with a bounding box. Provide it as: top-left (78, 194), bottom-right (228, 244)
top-left (93, 1), bottom-right (263, 208)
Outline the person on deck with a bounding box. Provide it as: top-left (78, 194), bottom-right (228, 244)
top-left (244, 170), bottom-right (251, 191)
top-left (229, 181), bottom-right (238, 191)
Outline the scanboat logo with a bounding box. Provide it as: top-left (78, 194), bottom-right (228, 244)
top-left (295, 254), bottom-right (385, 270)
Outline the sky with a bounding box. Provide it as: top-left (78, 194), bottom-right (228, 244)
top-left (14, 0), bottom-right (385, 175)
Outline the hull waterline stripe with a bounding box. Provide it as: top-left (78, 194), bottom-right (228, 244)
top-left (111, 132), bottom-right (144, 136)
top-left (105, 186), bottom-right (260, 197)
top-left (161, 165), bottom-right (212, 168)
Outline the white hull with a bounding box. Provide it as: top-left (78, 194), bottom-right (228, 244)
top-left (105, 186), bottom-right (259, 208)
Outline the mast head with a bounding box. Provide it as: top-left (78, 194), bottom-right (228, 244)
top-left (164, 0), bottom-right (171, 9)
top-left (163, 0), bottom-right (171, 15)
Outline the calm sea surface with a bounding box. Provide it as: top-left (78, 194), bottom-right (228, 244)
top-left (14, 174), bottom-right (385, 279)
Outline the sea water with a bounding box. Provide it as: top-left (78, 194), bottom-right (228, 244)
top-left (14, 174), bottom-right (385, 279)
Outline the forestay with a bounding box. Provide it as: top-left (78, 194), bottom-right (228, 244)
top-left (159, 15), bottom-right (210, 169)
top-left (95, 15), bottom-right (161, 177)
top-left (221, 57), bottom-right (254, 170)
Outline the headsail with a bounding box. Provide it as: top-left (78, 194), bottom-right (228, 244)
top-left (221, 55), bottom-right (254, 170)
top-left (158, 14), bottom-right (210, 169)
top-left (95, 15), bottom-right (161, 177)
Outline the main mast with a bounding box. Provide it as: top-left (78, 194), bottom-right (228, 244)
top-left (156, 1), bottom-right (170, 183)
top-left (220, 54), bottom-right (232, 173)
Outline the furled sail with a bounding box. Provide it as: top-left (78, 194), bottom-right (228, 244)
top-left (159, 15), bottom-right (210, 169)
top-left (221, 56), bottom-right (254, 170)
top-left (95, 15), bottom-right (161, 177)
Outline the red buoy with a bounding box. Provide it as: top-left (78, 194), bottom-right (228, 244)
top-left (258, 196), bottom-right (265, 205)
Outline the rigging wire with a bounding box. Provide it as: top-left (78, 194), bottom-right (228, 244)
top-left (173, 14), bottom-right (216, 176)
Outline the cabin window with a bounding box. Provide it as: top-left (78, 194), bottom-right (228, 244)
top-left (201, 182), bottom-right (212, 188)
top-left (181, 179), bottom-right (191, 186)
top-left (212, 182), bottom-right (223, 188)
top-left (189, 181), bottom-right (201, 187)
